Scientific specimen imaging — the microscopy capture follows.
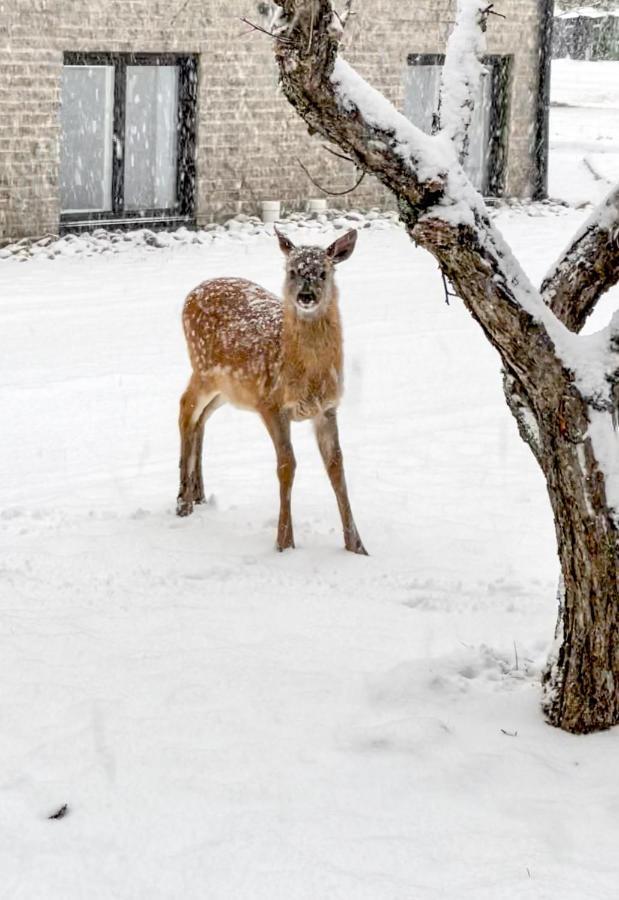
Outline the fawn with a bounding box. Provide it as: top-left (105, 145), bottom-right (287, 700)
top-left (176, 226), bottom-right (367, 555)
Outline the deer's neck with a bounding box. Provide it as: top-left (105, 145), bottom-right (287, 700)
top-left (279, 294), bottom-right (343, 420)
top-left (281, 296), bottom-right (343, 376)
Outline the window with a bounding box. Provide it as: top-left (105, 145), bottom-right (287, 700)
top-left (404, 54), bottom-right (511, 197)
top-left (60, 53), bottom-right (197, 229)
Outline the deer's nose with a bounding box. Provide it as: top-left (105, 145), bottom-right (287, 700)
top-left (297, 287), bottom-right (319, 309)
top-left (298, 282), bottom-right (317, 299)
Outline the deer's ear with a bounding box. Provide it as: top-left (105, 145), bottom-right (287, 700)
top-left (326, 229), bottom-right (357, 264)
top-left (275, 227), bottom-right (295, 256)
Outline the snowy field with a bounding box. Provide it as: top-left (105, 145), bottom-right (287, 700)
top-left (549, 59), bottom-right (619, 204)
top-left (1, 62), bottom-right (619, 899)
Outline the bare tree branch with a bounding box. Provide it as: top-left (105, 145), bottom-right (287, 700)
top-left (481, 4), bottom-right (506, 24)
top-left (321, 143), bottom-right (355, 163)
top-left (439, 266), bottom-right (459, 306)
top-left (297, 157), bottom-right (366, 195)
top-left (239, 16), bottom-right (294, 43)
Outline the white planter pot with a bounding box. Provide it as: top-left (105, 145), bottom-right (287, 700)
top-left (261, 201), bottom-right (281, 223)
top-left (307, 198), bottom-right (327, 214)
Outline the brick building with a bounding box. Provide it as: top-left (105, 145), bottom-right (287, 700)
top-left (0, 1), bottom-right (552, 242)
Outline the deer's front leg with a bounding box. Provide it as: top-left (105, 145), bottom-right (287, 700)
top-left (260, 407), bottom-right (296, 551)
top-left (314, 409), bottom-right (368, 555)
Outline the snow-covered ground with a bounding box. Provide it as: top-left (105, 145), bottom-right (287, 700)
top-left (549, 59), bottom-right (619, 205)
top-left (0, 63), bottom-right (618, 899)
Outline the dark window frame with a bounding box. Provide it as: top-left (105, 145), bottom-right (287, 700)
top-left (60, 52), bottom-right (198, 231)
top-left (534, 0), bottom-right (553, 200)
top-left (406, 53), bottom-right (512, 198)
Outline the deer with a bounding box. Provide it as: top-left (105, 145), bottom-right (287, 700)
top-left (176, 226), bottom-right (367, 555)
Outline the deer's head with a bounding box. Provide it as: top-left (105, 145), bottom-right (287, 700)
top-left (276, 228), bottom-right (357, 319)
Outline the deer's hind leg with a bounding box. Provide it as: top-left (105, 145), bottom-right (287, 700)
top-left (177, 376), bottom-right (223, 517)
top-left (192, 392), bottom-right (225, 505)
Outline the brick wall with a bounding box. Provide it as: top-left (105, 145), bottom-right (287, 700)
top-left (0, 0), bottom-right (543, 241)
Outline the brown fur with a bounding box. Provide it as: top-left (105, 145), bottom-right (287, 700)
top-left (176, 229), bottom-right (367, 555)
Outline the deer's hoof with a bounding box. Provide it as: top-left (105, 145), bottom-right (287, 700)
top-left (277, 538), bottom-right (295, 552)
top-left (192, 484), bottom-right (206, 504)
top-left (176, 498), bottom-right (194, 517)
top-left (347, 539), bottom-right (369, 556)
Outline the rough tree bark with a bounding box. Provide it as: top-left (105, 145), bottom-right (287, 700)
top-left (268, 0), bottom-right (619, 733)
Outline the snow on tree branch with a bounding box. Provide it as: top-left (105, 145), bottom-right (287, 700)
top-left (541, 182), bottom-right (619, 333)
top-left (437, 0), bottom-right (489, 162)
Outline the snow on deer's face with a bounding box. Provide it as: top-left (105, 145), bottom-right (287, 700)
top-left (275, 228), bottom-right (358, 320)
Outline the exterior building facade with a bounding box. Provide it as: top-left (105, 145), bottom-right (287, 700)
top-left (0, 0), bottom-right (551, 242)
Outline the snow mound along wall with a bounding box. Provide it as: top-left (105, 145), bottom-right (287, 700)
top-left (0, 201), bottom-right (573, 263)
top-left (0, 209), bottom-right (401, 262)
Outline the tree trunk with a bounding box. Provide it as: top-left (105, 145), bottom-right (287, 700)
top-left (503, 367), bottom-right (619, 733)
top-left (270, 0), bottom-right (619, 733)
top-left (539, 410), bottom-right (619, 732)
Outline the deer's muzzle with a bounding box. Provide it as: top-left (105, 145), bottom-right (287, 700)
top-left (296, 290), bottom-right (320, 310)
